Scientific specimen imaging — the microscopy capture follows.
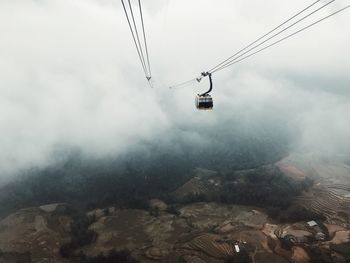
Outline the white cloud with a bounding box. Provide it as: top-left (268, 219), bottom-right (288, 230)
top-left (0, 0), bottom-right (349, 176)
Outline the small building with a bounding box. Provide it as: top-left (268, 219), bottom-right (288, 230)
top-left (234, 244), bottom-right (240, 253)
top-left (315, 232), bottom-right (326, 241)
top-left (307, 220), bottom-right (318, 227)
top-left (307, 220), bottom-right (327, 241)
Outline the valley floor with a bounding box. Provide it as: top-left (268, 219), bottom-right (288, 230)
top-left (1, 154), bottom-right (350, 263)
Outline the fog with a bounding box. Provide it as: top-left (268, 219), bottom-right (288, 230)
top-left (0, 0), bottom-right (349, 178)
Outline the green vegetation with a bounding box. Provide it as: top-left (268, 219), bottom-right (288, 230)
top-left (58, 209), bottom-right (141, 262)
top-left (307, 246), bottom-right (333, 263)
top-left (60, 211), bottom-right (97, 258)
top-left (173, 165), bottom-right (314, 221)
top-left (0, 250), bottom-right (31, 263)
top-left (0, 124), bottom-right (288, 217)
top-left (224, 249), bottom-right (252, 263)
top-left (268, 204), bottom-right (326, 223)
top-left (330, 242), bottom-right (350, 255)
top-left (68, 250), bottom-right (138, 263)
top-left (218, 166), bottom-right (309, 210)
top-left (165, 205), bottom-right (181, 216)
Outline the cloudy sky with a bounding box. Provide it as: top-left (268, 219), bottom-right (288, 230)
top-left (0, 0), bottom-right (349, 177)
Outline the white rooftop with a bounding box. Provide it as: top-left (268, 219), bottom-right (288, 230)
top-left (234, 245), bottom-right (240, 253)
top-left (307, 220), bottom-right (318, 227)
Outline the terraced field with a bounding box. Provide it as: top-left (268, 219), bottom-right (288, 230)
top-left (278, 154), bottom-right (350, 227)
top-left (1, 155), bottom-right (350, 263)
top-left (296, 186), bottom-right (350, 226)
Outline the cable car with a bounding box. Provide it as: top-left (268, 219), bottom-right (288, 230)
top-left (196, 72), bottom-right (213, 110)
top-left (196, 94), bottom-right (213, 110)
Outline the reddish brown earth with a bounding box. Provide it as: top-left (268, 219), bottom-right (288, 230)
top-left (1, 155), bottom-right (350, 262)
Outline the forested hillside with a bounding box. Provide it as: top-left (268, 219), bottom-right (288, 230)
top-left (0, 124), bottom-right (288, 217)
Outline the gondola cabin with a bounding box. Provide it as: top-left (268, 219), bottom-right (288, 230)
top-left (196, 94), bottom-right (213, 110)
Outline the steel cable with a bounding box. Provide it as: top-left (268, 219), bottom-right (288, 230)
top-left (138, 0), bottom-right (152, 79)
top-left (210, 0), bottom-right (335, 73)
top-left (208, 0), bottom-right (323, 73)
top-left (121, 0), bottom-right (149, 78)
top-left (216, 5), bottom-right (350, 72)
top-left (127, 0), bottom-right (149, 77)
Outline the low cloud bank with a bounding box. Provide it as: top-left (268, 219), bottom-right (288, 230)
top-left (0, 0), bottom-right (349, 178)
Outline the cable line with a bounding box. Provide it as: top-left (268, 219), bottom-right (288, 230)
top-left (127, 0), bottom-right (149, 77)
top-left (216, 4), bottom-right (350, 72)
top-left (138, 0), bottom-right (152, 80)
top-left (210, 0), bottom-right (335, 74)
top-left (169, 0), bottom-right (345, 89)
top-left (166, 2), bottom-right (349, 110)
top-left (121, 0), bottom-right (149, 78)
top-left (121, 0), bottom-right (153, 86)
top-left (169, 77), bottom-right (198, 89)
top-left (208, 0), bottom-right (323, 73)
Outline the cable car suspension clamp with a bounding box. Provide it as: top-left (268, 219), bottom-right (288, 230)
top-left (199, 72), bottom-right (213, 96)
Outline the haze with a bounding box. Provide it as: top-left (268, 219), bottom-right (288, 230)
top-left (0, 0), bottom-right (349, 178)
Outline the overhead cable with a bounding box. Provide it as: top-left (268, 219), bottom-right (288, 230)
top-left (138, 0), bottom-right (152, 79)
top-left (121, 0), bottom-right (153, 85)
top-left (169, 77), bottom-right (199, 89)
top-left (208, 0), bottom-right (323, 73)
top-left (127, 0), bottom-right (149, 77)
top-left (216, 4), bottom-right (350, 72)
top-left (210, 0), bottom-right (335, 73)
top-left (121, 0), bottom-right (148, 77)
top-left (169, 0), bottom-right (347, 89)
